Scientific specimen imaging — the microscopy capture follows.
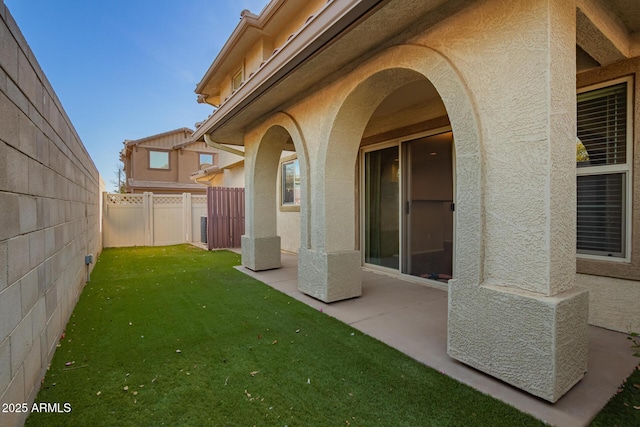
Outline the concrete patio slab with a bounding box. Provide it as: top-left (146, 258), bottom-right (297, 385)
top-left (234, 251), bottom-right (638, 427)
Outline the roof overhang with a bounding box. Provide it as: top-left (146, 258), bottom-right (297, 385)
top-left (192, 0), bottom-right (399, 145)
top-left (124, 127), bottom-right (194, 147)
top-left (190, 166), bottom-right (223, 185)
top-left (190, 159), bottom-right (245, 185)
top-left (576, 0), bottom-right (640, 68)
top-left (194, 0), bottom-right (640, 145)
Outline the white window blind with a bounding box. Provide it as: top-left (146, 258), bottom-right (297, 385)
top-left (577, 83), bottom-right (627, 167)
top-left (576, 80), bottom-right (630, 258)
top-left (576, 173), bottom-right (624, 256)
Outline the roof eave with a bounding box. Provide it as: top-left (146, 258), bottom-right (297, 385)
top-left (192, 0), bottom-right (385, 144)
top-left (124, 127), bottom-right (194, 147)
top-left (195, 0), bottom-right (288, 95)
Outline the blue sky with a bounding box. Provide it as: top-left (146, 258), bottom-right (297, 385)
top-left (5, 0), bottom-right (270, 191)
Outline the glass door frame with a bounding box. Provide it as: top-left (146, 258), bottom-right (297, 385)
top-left (360, 140), bottom-right (403, 276)
top-left (359, 126), bottom-right (456, 288)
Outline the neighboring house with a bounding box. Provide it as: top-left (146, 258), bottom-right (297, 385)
top-left (189, 134), bottom-right (246, 189)
top-left (120, 127), bottom-right (220, 194)
top-left (191, 0), bottom-right (640, 403)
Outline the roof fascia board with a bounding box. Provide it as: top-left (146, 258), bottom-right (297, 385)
top-left (125, 127), bottom-right (194, 147)
top-left (192, 0), bottom-right (385, 143)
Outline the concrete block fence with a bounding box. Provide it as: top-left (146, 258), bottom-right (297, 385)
top-left (0, 2), bottom-right (103, 426)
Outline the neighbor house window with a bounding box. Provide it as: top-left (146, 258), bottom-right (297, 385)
top-left (282, 159), bottom-right (300, 206)
top-left (576, 77), bottom-right (632, 259)
top-left (199, 153), bottom-right (214, 169)
top-left (149, 150), bottom-right (169, 169)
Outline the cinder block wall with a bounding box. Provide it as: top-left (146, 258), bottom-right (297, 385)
top-left (0, 3), bottom-right (102, 426)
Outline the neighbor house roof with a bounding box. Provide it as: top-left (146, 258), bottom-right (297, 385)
top-left (123, 127), bottom-right (194, 148)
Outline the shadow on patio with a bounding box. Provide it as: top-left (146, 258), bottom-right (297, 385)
top-left (234, 251), bottom-right (638, 427)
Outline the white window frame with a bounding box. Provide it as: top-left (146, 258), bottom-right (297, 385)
top-left (232, 68), bottom-right (243, 91)
top-left (148, 150), bottom-right (169, 170)
top-left (358, 126), bottom-right (455, 287)
top-left (281, 159), bottom-right (300, 207)
top-left (199, 153), bottom-right (214, 169)
top-left (576, 76), bottom-right (633, 262)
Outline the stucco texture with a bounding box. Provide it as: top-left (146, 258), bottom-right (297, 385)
top-left (240, 0), bottom-right (588, 401)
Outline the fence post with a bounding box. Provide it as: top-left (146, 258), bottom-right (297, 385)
top-left (102, 192), bottom-right (108, 247)
top-left (207, 187), bottom-right (213, 250)
top-left (143, 192), bottom-right (153, 246)
top-left (183, 193), bottom-right (192, 243)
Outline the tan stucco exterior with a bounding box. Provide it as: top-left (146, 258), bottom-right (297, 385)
top-left (575, 54), bottom-right (640, 332)
top-left (188, 141), bottom-right (246, 189)
top-left (194, 0), bottom-right (640, 403)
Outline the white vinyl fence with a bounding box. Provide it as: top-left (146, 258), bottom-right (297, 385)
top-left (103, 192), bottom-right (208, 248)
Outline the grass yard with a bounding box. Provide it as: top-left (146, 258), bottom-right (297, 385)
top-left (26, 245), bottom-right (551, 426)
top-left (590, 365), bottom-right (640, 426)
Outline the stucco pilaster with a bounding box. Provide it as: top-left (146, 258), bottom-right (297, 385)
top-left (241, 112), bottom-right (310, 271)
top-left (241, 126), bottom-right (283, 270)
top-left (418, 0), bottom-right (577, 296)
top-left (241, 235), bottom-right (281, 271)
top-left (298, 248), bottom-right (361, 302)
top-left (435, 0), bottom-right (587, 402)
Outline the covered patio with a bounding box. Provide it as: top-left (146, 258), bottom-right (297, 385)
top-left (235, 251), bottom-right (638, 427)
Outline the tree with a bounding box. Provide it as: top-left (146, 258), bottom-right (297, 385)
top-left (111, 162), bottom-right (127, 193)
top-left (576, 138), bottom-right (589, 163)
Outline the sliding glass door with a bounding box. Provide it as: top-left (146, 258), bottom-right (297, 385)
top-left (403, 133), bottom-right (454, 281)
top-left (364, 146), bottom-right (400, 269)
top-left (362, 131), bottom-right (454, 283)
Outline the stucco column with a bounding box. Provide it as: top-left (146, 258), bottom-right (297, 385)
top-left (297, 150), bottom-right (362, 302)
top-left (241, 133), bottom-right (282, 271)
top-left (296, 75), bottom-right (409, 303)
top-left (446, 0), bottom-right (587, 402)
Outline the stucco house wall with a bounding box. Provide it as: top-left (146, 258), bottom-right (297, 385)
top-left (575, 55), bottom-right (640, 333)
top-left (194, 0), bottom-right (640, 403)
top-left (189, 145), bottom-right (246, 189)
top-left (271, 0), bottom-right (326, 50)
top-left (0, 3), bottom-right (102, 426)
top-left (221, 165), bottom-right (245, 188)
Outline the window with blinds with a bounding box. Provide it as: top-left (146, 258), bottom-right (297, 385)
top-left (576, 173), bottom-right (625, 256)
top-left (576, 79), bottom-right (631, 258)
top-left (577, 83), bottom-right (627, 167)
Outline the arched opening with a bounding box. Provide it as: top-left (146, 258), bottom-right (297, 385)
top-left (360, 79), bottom-right (455, 286)
top-left (302, 44), bottom-right (483, 302)
top-left (242, 114), bottom-right (309, 271)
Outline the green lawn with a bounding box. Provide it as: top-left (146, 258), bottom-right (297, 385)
top-left (590, 365), bottom-right (640, 426)
top-left (24, 246), bottom-right (554, 425)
